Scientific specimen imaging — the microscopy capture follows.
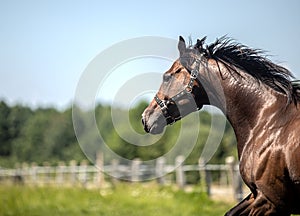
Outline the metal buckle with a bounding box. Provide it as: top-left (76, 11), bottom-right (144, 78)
top-left (190, 69), bottom-right (198, 79)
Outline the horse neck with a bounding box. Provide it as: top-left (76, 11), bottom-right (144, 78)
top-left (203, 62), bottom-right (287, 157)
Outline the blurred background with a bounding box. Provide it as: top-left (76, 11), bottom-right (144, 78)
top-left (1, 0), bottom-right (299, 109)
top-left (0, 0), bottom-right (299, 215)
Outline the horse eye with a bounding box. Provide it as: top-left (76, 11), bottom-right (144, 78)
top-left (163, 73), bottom-right (172, 82)
top-left (175, 68), bottom-right (182, 74)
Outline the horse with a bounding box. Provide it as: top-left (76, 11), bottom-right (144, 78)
top-left (141, 36), bottom-right (300, 215)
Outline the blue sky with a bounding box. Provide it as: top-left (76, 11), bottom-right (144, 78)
top-left (1, 0), bottom-right (300, 109)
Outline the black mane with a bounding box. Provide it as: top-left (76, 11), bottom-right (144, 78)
top-left (195, 36), bottom-right (300, 104)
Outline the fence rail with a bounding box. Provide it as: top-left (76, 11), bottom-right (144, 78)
top-left (0, 155), bottom-right (244, 201)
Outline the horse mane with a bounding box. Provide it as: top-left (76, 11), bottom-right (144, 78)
top-left (194, 36), bottom-right (300, 105)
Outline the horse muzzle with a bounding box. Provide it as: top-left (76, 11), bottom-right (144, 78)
top-left (141, 109), bottom-right (167, 134)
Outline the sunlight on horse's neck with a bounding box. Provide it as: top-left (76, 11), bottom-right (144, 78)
top-left (205, 61), bottom-right (280, 114)
top-left (205, 62), bottom-right (286, 155)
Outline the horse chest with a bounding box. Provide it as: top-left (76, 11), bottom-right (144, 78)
top-left (238, 138), bottom-right (285, 189)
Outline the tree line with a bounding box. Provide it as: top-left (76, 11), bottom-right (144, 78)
top-left (0, 100), bottom-right (237, 168)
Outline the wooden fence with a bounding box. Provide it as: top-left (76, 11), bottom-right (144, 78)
top-left (0, 155), bottom-right (244, 201)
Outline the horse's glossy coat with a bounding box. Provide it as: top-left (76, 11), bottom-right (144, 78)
top-left (142, 36), bottom-right (300, 215)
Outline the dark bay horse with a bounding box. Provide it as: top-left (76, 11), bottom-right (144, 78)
top-left (142, 36), bottom-right (300, 215)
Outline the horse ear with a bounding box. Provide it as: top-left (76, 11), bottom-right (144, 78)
top-left (195, 36), bottom-right (207, 50)
top-left (178, 36), bottom-right (186, 55)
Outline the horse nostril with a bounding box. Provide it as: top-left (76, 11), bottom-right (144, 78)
top-left (144, 126), bottom-right (150, 133)
top-left (141, 118), bottom-right (149, 133)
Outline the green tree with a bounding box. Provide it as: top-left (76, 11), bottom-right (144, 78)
top-left (0, 101), bottom-right (10, 156)
top-left (0, 100), bottom-right (237, 172)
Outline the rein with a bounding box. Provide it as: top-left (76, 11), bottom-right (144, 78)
top-left (154, 57), bottom-right (202, 125)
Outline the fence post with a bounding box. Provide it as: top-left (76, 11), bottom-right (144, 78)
top-left (14, 163), bottom-right (23, 185)
top-left (226, 156), bottom-right (243, 201)
top-left (56, 162), bottom-right (65, 185)
top-left (79, 160), bottom-right (88, 187)
top-left (69, 160), bottom-right (77, 186)
top-left (199, 158), bottom-right (211, 196)
top-left (234, 164), bottom-right (244, 201)
top-left (175, 155), bottom-right (185, 188)
top-left (30, 162), bottom-right (38, 184)
top-left (156, 157), bottom-right (166, 185)
top-left (42, 162), bottom-right (51, 184)
top-left (131, 158), bottom-right (141, 182)
top-left (95, 152), bottom-right (104, 188)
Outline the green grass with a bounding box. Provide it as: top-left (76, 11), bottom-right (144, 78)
top-left (0, 183), bottom-right (232, 216)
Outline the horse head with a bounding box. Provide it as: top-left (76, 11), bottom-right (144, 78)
top-left (142, 36), bottom-right (209, 134)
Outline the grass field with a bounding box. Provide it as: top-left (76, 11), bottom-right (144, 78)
top-left (0, 183), bottom-right (233, 216)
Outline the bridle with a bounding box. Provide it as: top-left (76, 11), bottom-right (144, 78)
top-left (154, 56), bottom-right (202, 125)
